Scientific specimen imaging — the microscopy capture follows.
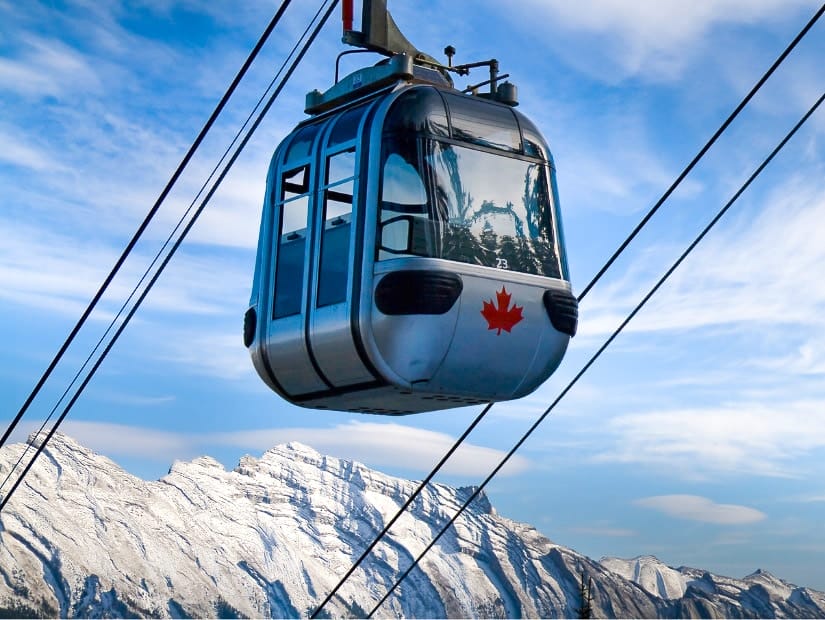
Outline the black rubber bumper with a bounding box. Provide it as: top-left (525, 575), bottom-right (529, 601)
top-left (543, 289), bottom-right (578, 336)
top-left (375, 270), bottom-right (463, 315)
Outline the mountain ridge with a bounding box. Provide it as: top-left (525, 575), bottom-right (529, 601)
top-left (0, 433), bottom-right (822, 618)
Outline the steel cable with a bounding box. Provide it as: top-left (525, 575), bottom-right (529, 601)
top-left (309, 4), bottom-right (824, 615)
top-left (368, 90), bottom-right (825, 617)
top-left (0, 0), bottom-right (294, 450)
top-left (576, 1), bottom-right (825, 302)
top-left (0, 0), bottom-right (341, 513)
top-left (0, 0), bottom-right (333, 500)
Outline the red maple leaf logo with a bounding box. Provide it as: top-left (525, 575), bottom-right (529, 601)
top-left (481, 286), bottom-right (524, 335)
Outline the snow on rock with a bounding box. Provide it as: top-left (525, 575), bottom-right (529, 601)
top-left (600, 555), bottom-right (688, 599)
top-left (0, 433), bottom-right (823, 618)
top-left (599, 555), bottom-right (825, 618)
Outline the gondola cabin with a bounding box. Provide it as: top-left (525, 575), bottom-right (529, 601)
top-left (245, 52), bottom-right (577, 414)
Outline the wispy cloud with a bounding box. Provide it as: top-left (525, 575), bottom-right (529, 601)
top-left (570, 524), bottom-right (637, 538)
top-left (785, 492), bottom-right (825, 504)
top-left (594, 400), bottom-right (825, 478)
top-left (635, 494), bottom-right (766, 525)
top-left (0, 34), bottom-right (100, 98)
top-left (63, 420), bottom-right (192, 461)
top-left (208, 421), bottom-right (530, 478)
top-left (0, 126), bottom-right (64, 172)
top-left (45, 420), bottom-right (529, 477)
top-left (0, 220), bottom-right (117, 315)
top-left (0, 219), bottom-right (248, 319)
top-left (8, 421), bottom-right (530, 479)
top-left (154, 329), bottom-right (251, 380)
top-left (578, 173), bottom-right (825, 339)
top-left (496, 0), bottom-right (819, 82)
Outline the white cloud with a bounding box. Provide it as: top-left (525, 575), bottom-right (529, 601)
top-left (0, 220), bottom-right (116, 313)
top-left (790, 493), bottom-right (825, 503)
top-left (499, 0), bottom-right (819, 81)
top-left (635, 494), bottom-right (765, 525)
top-left (209, 421), bottom-right (530, 478)
top-left (0, 35), bottom-right (100, 98)
top-left (594, 400), bottom-right (825, 477)
top-left (63, 420), bottom-right (192, 461)
top-left (0, 219), bottom-right (249, 319)
top-left (4, 420), bottom-right (190, 463)
top-left (578, 174), bottom-right (825, 338)
top-left (570, 525), bottom-right (637, 538)
top-left (155, 329), bottom-right (251, 380)
top-left (13, 420), bottom-right (529, 479)
top-left (751, 338), bottom-right (825, 376)
top-left (0, 127), bottom-right (63, 171)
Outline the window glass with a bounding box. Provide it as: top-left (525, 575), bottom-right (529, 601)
top-left (518, 114), bottom-right (549, 159)
top-left (377, 139), bottom-right (561, 278)
top-left (444, 93), bottom-right (520, 152)
top-left (327, 149), bottom-right (355, 185)
top-left (317, 150), bottom-right (356, 307)
top-left (286, 124), bottom-right (319, 163)
top-left (383, 88), bottom-right (449, 137)
top-left (282, 166), bottom-right (309, 200)
top-left (317, 211), bottom-right (350, 307)
top-left (381, 152), bottom-right (427, 214)
top-left (329, 106), bottom-right (364, 144)
top-left (326, 180), bottom-right (353, 219)
top-left (274, 194), bottom-right (309, 318)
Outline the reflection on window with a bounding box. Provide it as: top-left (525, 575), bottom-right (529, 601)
top-left (327, 150), bottom-right (355, 185)
top-left (274, 193), bottom-right (308, 319)
top-left (329, 106), bottom-right (364, 144)
top-left (382, 153), bottom-right (427, 212)
top-left (378, 139), bottom-right (561, 278)
top-left (286, 124), bottom-right (319, 163)
top-left (318, 149), bottom-right (356, 307)
top-left (444, 92), bottom-right (520, 152)
top-left (379, 148), bottom-right (428, 261)
top-left (282, 166), bottom-right (309, 202)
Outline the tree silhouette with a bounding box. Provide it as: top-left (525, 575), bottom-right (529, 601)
top-left (576, 571), bottom-right (593, 619)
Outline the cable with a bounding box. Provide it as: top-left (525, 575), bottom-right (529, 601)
top-left (310, 402), bottom-right (493, 617)
top-left (0, 0), bottom-right (332, 498)
top-left (368, 91), bottom-right (824, 617)
top-left (0, 0), bottom-right (294, 451)
top-left (576, 1), bottom-right (825, 302)
top-left (309, 5), bottom-right (824, 615)
top-left (0, 0), bottom-right (341, 513)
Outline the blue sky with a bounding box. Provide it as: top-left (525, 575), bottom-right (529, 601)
top-left (2, 0), bottom-right (825, 591)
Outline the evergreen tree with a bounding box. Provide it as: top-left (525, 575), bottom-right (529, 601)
top-left (576, 571), bottom-right (593, 619)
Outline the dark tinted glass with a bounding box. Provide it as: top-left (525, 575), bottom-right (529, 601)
top-left (329, 105), bottom-right (365, 144)
top-left (286, 123), bottom-right (320, 163)
top-left (518, 113), bottom-right (550, 160)
top-left (317, 150), bottom-right (355, 308)
top-left (274, 192), bottom-right (309, 319)
top-left (443, 92), bottom-right (520, 152)
top-left (317, 213), bottom-right (350, 307)
top-left (430, 142), bottom-right (558, 276)
top-left (377, 139), bottom-right (561, 278)
top-left (380, 138), bottom-right (427, 215)
top-left (383, 87), bottom-right (449, 137)
top-left (274, 236), bottom-right (305, 318)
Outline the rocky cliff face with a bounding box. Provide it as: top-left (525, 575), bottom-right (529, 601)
top-left (0, 434), bottom-right (822, 618)
top-left (600, 556), bottom-right (825, 618)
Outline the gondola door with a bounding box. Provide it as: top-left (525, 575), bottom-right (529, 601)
top-left (306, 104), bottom-right (375, 390)
top-left (263, 122), bottom-right (329, 397)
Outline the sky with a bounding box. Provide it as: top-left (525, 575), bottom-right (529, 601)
top-left (2, 0), bottom-right (825, 593)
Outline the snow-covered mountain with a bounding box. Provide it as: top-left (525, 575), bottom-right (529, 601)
top-left (0, 433), bottom-right (823, 618)
top-left (599, 555), bottom-right (825, 618)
